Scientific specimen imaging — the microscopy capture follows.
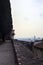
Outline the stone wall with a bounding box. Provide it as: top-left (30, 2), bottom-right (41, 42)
top-left (33, 47), bottom-right (43, 59)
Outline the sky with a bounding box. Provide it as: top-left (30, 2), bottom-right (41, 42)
top-left (10, 0), bottom-right (43, 38)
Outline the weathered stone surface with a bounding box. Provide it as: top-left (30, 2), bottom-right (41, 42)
top-left (14, 40), bottom-right (43, 65)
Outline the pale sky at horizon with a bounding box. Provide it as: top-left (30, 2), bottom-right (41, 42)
top-left (10, 0), bottom-right (43, 38)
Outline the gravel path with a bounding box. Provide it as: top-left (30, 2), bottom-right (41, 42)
top-left (0, 40), bottom-right (16, 65)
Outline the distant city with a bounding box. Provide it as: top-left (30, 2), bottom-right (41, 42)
top-left (14, 36), bottom-right (42, 42)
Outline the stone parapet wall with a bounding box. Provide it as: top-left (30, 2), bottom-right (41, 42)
top-left (32, 46), bottom-right (43, 59)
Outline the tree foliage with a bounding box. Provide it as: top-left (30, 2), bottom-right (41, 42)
top-left (0, 0), bottom-right (12, 39)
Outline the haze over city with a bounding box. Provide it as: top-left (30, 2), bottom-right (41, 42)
top-left (10, 0), bottom-right (43, 39)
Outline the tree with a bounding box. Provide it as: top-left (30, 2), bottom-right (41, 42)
top-left (0, 0), bottom-right (12, 41)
